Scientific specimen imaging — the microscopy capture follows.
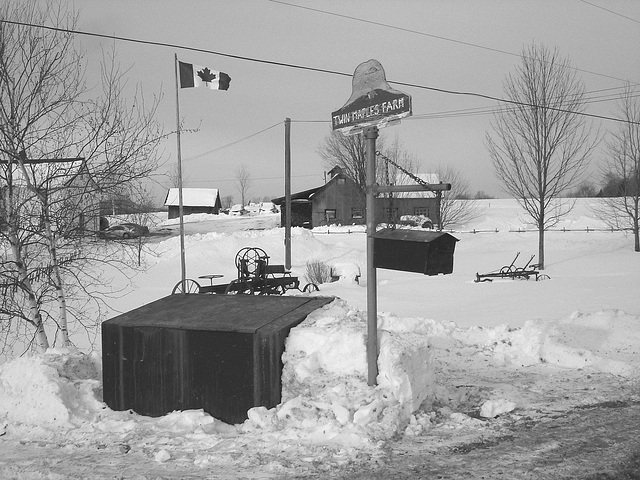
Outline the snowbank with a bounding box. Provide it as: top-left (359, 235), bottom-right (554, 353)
top-left (1, 303), bottom-right (638, 473)
top-left (241, 299), bottom-right (435, 447)
top-left (1, 199), bottom-right (639, 475)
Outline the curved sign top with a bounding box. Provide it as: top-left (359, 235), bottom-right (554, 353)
top-left (332, 59), bottom-right (412, 135)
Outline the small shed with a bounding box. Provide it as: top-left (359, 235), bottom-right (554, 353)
top-left (373, 228), bottom-right (458, 275)
top-left (164, 188), bottom-right (222, 219)
top-left (102, 294), bottom-right (333, 424)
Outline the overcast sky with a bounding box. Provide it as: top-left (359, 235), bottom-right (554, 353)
top-left (68, 0), bottom-right (640, 203)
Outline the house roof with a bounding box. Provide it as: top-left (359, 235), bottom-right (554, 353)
top-left (164, 188), bottom-right (220, 207)
top-left (272, 170), bottom-right (441, 204)
top-left (272, 169), bottom-right (364, 205)
top-left (271, 186), bottom-right (323, 205)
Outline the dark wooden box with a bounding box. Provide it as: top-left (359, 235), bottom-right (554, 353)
top-left (374, 228), bottom-right (458, 275)
top-left (102, 294), bottom-right (333, 424)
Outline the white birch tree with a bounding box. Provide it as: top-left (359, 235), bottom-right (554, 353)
top-left (0, 0), bottom-right (164, 354)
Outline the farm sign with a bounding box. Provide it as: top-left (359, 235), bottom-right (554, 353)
top-left (332, 59), bottom-right (412, 135)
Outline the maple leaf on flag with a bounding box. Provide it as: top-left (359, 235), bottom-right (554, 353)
top-left (197, 67), bottom-right (217, 84)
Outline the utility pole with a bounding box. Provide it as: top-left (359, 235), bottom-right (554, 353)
top-left (284, 118), bottom-right (292, 270)
top-left (364, 126), bottom-right (379, 386)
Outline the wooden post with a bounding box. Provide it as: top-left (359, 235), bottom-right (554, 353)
top-left (284, 118), bottom-right (292, 270)
top-left (364, 126), bottom-right (379, 386)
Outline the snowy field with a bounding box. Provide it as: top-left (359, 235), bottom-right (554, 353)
top-left (0, 198), bottom-right (639, 479)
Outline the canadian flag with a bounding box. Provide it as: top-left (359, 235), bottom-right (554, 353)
top-left (178, 61), bottom-right (231, 90)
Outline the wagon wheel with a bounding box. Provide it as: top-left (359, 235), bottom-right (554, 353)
top-left (500, 266), bottom-right (514, 275)
top-left (234, 247), bottom-right (253, 270)
top-left (303, 283), bottom-right (319, 293)
top-left (238, 247), bottom-right (269, 279)
top-left (536, 274), bottom-right (551, 281)
top-left (171, 279), bottom-right (201, 294)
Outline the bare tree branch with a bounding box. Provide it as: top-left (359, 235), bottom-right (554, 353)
top-left (0, 0), bottom-right (164, 355)
top-left (234, 164), bottom-right (253, 209)
top-left (486, 43), bottom-right (598, 269)
top-left (593, 83), bottom-right (640, 251)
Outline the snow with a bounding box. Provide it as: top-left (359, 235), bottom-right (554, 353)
top-left (163, 188), bottom-right (220, 207)
top-left (0, 198), bottom-right (639, 478)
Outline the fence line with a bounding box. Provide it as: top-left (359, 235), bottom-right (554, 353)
top-left (311, 226), bottom-right (633, 235)
top-left (452, 227), bottom-right (633, 234)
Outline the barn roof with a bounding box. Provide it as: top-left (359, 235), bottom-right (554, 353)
top-left (164, 188), bottom-right (220, 207)
top-left (271, 170), bottom-right (357, 205)
top-left (271, 186), bottom-right (322, 205)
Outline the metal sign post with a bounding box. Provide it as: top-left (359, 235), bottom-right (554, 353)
top-left (332, 59), bottom-right (413, 386)
top-left (364, 125), bottom-right (379, 386)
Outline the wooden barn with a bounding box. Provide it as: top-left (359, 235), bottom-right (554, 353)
top-left (272, 167), bottom-right (441, 229)
top-left (164, 188), bottom-right (222, 219)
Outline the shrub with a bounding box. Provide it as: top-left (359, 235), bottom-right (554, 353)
top-left (305, 260), bottom-right (334, 285)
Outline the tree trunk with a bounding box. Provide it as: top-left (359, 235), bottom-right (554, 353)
top-left (635, 198), bottom-right (640, 253)
top-left (45, 219), bottom-right (71, 346)
top-left (9, 233), bottom-right (50, 351)
top-left (538, 214), bottom-right (545, 270)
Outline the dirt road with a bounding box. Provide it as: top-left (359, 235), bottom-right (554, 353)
top-left (331, 401), bottom-right (640, 479)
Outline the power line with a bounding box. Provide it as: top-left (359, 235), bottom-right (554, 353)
top-left (1, 18), bottom-right (638, 126)
top-left (183, 121), bottom-right (282, 163)
top-left (411, 90), bottom-right (640, 121)
top-left (187, 173), bottom-right (320, 184)
top-left (0, 19), bottom-right (352, 80)
top-left (579, 0), bottom-right (640, 25)
top-left (388, 80), bottom-right (640, 125)
top-left (294, 87), bottom-right (640, 124)
top-left (268, 0), bottom-right (636, 84)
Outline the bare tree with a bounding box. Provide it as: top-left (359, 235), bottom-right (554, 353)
top-left (0, 0), bottom-right (164, 354)
top-left (377, 136), bottom-right (415, 183)
top-left (222, 195), bottom-right (234, 210)
top-left (435, 165), bottom-right (483, 230)
top-left (166, 161), bottom-right (190, 188)
top-left (568, 181), bottom-right (598, 198)
top-left (486, 43), bottom-right (597, 269)
top-left (318, 132), bottom-right (368, 190)
top-left (234, 164), bottom-right (253, 209)
top-left (318, 132), bottom-right (424, 192)
top-left (593, 84), bottom-right (640, 251)
top-left (318, 132), bottom-right (396, 191)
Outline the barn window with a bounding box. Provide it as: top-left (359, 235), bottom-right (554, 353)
top-left (337, 178), bottom-right (345, 185)
top-left (414, 206), bottom-right (429, 216)
top-left (351, 208), bottom-right (364, 219)
top-left (324, 209), bottom-right (337, 220)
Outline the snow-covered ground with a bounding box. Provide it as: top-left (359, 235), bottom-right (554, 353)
top-left (0, 198), bottom-right (639, 479)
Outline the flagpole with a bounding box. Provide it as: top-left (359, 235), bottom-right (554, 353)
top-left (174, 53), bottom-right (187, 288)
